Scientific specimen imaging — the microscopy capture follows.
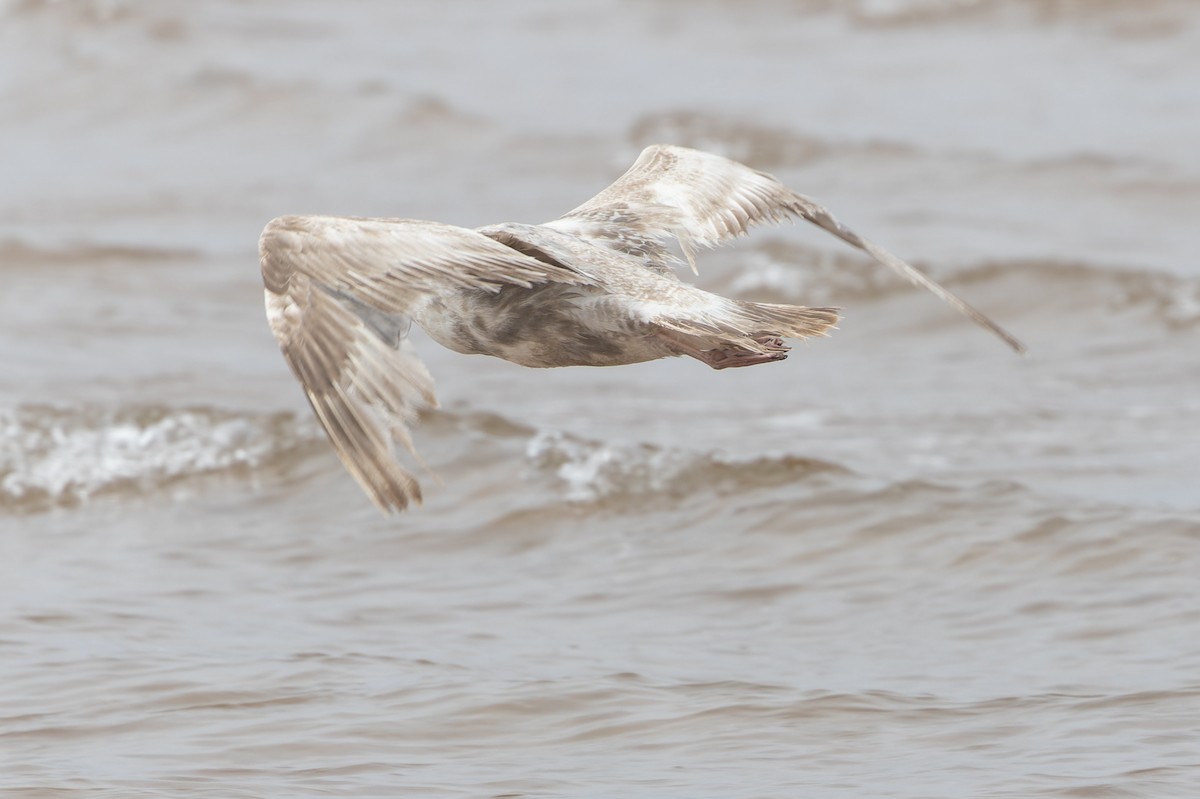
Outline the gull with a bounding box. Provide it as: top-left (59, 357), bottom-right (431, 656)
top-left (261, 144), bottom-right (1023, 513)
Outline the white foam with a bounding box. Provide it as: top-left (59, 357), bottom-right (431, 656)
top-left (524, 429), bottom-right (692, 503)
top-left (0, 405), bottom-right (307, 509)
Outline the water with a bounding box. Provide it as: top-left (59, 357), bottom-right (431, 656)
top-left (2, 1), bottom-right (1199, 796)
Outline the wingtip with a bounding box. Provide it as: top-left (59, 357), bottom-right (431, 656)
top-left (364, 473), bottom-right (423, 516)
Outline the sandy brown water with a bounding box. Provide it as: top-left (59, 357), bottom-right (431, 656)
top-left (2, 1), bottom-right (1199, 797)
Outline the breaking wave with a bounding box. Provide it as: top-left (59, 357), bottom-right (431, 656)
top-left (524, 429), bottom-right (846, 507)
top-left (0, 404), bottom-right (317, 513)
top-left (0, 403), bottom-right (849, 515)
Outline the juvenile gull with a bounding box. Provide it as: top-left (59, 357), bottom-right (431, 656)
top-left (261, 144), bottom-right (1024, 513)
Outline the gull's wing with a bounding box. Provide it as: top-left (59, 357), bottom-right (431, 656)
top-left (260, 214), bottom-right (585, 513)
top-left (547, 144), bottom-right (1024, 353)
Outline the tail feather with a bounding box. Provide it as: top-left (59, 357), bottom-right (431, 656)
top-left (735, 300), bottom-right (840, 341)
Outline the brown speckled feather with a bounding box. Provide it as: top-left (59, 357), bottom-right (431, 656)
top-left (260, 215), bottom-right (587, 513)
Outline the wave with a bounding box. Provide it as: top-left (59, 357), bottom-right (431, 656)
top-left (0, 240), bottom-right (199, 268)
top-left (629, 111), bottom-right (920, 172)
top-left (0, 404), bottom-right (317, 513)
top-left (1, 0), bottom-right (197, 45)
top-left (713, 249), bottom-right (1200, 328)
top-left (782, 0), bottom-right (1196, 34)
top-left (0, 402), bottom-right (847, 515)
top-left (9, 0), bottom-right (1193, 32)
top-left (4, 396), bottom-right (1189, 517)
top-left (523, 429), bottom-right (847, 507)
top-left (630, 110), bottom-right (1194, 183)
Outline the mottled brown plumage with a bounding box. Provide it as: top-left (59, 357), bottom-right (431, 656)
top-left (261, 145), bottom-right (1023, 513)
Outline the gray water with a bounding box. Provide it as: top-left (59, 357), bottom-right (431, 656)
top-left (2, 1), bottom-right (1199, 796)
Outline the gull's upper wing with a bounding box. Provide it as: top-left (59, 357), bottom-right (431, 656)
top-left (547, 144), bottom-right (1024, 353)
top-left (260, 214), bottom-right (585, 513)
top-left (546, 144), bottom-right (801, 273)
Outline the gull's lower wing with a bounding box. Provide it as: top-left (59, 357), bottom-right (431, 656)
top-left (260, 215), bottom-right (588, 513)
top-left (547, 144), bottom-right (1025, 353)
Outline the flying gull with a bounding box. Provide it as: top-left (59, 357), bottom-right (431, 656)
top-left (261, 144), bottom-right (1024, 513)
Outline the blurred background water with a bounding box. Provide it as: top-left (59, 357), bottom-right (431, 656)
top-left (1, 1), bottom-right (1198, 796)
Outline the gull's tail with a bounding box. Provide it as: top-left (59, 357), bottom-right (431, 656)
top-left (736, 300), bottom-right (840, 342)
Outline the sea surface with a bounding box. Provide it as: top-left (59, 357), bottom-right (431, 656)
top-left (2, 1), bottom-right (1199, 797)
